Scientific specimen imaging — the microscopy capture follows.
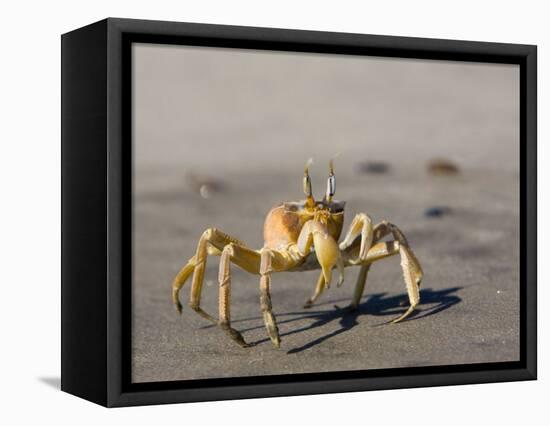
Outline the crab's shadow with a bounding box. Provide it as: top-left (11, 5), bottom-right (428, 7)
top-left (203, 287), bottom-right (462, 353)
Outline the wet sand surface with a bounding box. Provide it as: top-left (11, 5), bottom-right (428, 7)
top-left (131, 44), bottom-right (519, 382)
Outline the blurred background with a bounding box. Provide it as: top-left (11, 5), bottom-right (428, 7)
top-left (132, 43), bottom-right (519, 383)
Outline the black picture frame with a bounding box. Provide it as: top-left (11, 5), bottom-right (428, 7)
top-left (61, 17), bottom-right (537, 407)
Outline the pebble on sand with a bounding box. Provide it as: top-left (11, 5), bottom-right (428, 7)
top-left (427, 158), bottom-right (460, 175)
top-left (356, 161), bottom-right (390, 174)
top-left (185, 172), bottom-right (225, 198)
top-left (424, 206), bottom-right (452, 218)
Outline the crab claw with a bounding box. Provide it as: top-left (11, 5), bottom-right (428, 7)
top-left (311, 223), bottom-right (344, 288)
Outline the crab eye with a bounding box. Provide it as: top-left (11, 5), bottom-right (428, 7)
top-left (325, 159), bottom-right (336, 202)
top-left (304, 158), bottom-right (315, 207)
top-left (303, 174), bottom-right (312, 197)
top-left (326, 174), bottom-right (335, 199)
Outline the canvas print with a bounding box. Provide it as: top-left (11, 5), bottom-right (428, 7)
top-left (131, 43), bottom-right (519, 383)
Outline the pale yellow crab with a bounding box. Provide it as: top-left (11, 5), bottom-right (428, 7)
top-left (172, 160), bottom-right (424, 348)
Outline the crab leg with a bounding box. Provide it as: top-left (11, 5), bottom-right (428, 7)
top-left (391, 243), bottom-right (422, 323)
top-left (171, 256), bottom-right (196, 314)
top-left (303, 273), bottom-right (326, 308)
top-left (344, 221), bottom-right (423, 323)
top-left (259, 249), bottom-right (281, 348)
top-left (375, 221), bottom-right (423, 280)
top-left (351, 264), bottom-right (371, 309)
top-left (217, 243), bottom-right (260, 347)
top-left (187, 230), bottom-right (216, 322)
top-left (171, 227), bottom-right (250, 322)
top-left (348, 241), bottom-right (400, 308)
top-left (371, 222), bottom-right (423, 323)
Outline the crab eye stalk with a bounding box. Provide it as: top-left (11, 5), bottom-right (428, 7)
top-left (325, 159), bottom-right (336, 203)
top-left (303, 158), bottom-right (315, 208)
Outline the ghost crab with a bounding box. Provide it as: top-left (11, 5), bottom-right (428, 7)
top-left (172, 160), bottom-right (423, 348)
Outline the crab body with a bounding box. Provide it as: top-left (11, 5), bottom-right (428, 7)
top-left (172, 161), bottom-right (423, 348)
top-left (263, 200), bottom-right (345, 280)
top-left (263, 200), bottom-right (345, 251)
